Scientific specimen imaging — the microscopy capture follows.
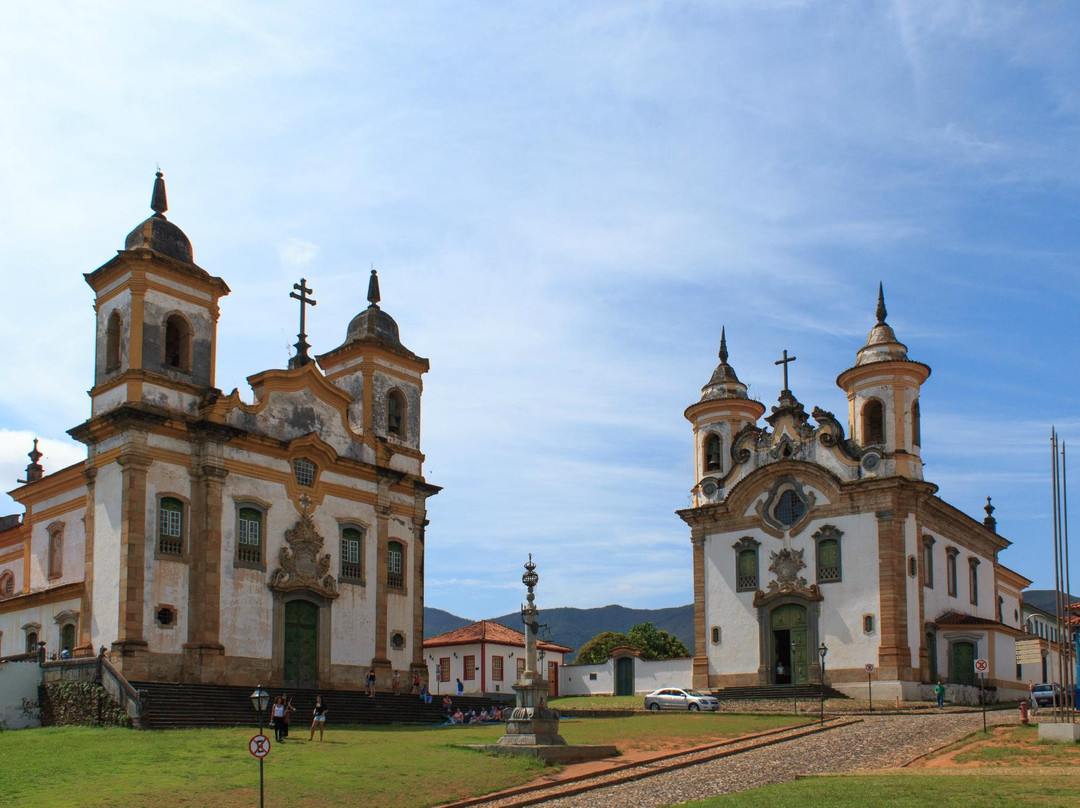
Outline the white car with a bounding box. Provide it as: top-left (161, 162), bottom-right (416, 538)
top-left (643, 688), bottom-right (720, 712)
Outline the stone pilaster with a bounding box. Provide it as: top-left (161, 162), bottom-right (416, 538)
top-left (183, 443), bottom-right (227, 683)
top-left (875, 504), bottom-right (913, 680)
top-left (691, 532), bottom-right (710, 689)
top-left (77, 461), bottom-right (97, 656)
top-left (410, 511), bottom-right (428, 677)
top-left (112, 443), bottom-right (151, 679)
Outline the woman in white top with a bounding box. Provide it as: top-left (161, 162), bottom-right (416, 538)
top-left (271, 696), bottom-right (286, 743)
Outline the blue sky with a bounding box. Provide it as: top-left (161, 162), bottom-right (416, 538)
top-left (1, 1), bottom-right (1077, 620)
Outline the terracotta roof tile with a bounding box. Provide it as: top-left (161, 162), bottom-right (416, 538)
top-left (423, 620), bottom-right (572, 653)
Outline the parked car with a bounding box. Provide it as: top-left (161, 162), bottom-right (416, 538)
top-left (1032, 683), bottom-right (1062, 708)
top-left (644, 688), bottom-right (720, 712)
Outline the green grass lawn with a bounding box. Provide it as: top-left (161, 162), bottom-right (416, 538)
top-left (677, 773), bottom-right (1080, 808)
top-left (0, 713), bottom-right (805, 808)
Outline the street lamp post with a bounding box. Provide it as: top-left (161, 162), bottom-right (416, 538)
top-left (791, 640), bottom-right (798, 715)
top-left (250, 685), bottom-right (270, 808)
top-left (818, 644), bottom-right (828, 727)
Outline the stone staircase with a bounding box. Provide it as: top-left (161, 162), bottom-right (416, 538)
top-left (713, 683), bottom-right (849, 701)
top-left (130, 681), bottom-right (511, 730)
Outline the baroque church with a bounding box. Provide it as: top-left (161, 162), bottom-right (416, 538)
top-left (0, 174), bottom-right (437, 690)
top-left (679, 289), bottom-right (1030, 700)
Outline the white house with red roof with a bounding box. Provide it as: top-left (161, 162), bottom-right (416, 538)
top-left (423, 620), bottom-right (571, 697)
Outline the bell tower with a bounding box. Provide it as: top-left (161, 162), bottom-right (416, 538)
top-left (684, 329), bottom-right (765, 503)
top-left (84, 172), bottom-right (229, 416)
top-left (835, 284), bottom-right (930, 479)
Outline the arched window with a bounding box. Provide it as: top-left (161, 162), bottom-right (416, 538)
top-left (163, 314), bottom-right (192, 371)
top-left (25, 630), bottom-right (38, 653)
top-left (911, 399), bottom-right (921, 447)
top-left (968, 557), bottom-right (980, 605)
top-left (159, 497), bottom-right (184, 556)
top-left (387, 390), bottom-right (406, 437)
top-left (946, 547), bottom-right (959, 597)
top-left (340, 526), bottom-right (364, 582)
top-left (861, 399), bottom-right (884, 445)
top-left (48, 524), bottom-right (64, 579)
top-left (704, 434), bottom-right (722, 472)
top-left (105, 310), bottom-right (122, 371)
top-left (387, 541), bottom-right (404, 590)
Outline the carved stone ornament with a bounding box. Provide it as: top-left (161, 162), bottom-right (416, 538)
top-left (753, 548), bottom-right (822, 607)
top-left (268, 515), bottom-right (340, 599)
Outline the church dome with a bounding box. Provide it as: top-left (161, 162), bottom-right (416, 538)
top-left (854, 284), bottom-right (909, 366)
top-left (123, 172), bottom-right (194, 264)
top-left (343, 269), bottom-right (401, 346)
top-left (700, 328), bottom-right (750, 400)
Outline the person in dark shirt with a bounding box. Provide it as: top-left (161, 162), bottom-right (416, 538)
top-left (308, 695), bottom-right (328, 741)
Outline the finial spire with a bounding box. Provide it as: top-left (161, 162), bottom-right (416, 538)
top-left (876, 281), bottom-right (887, 325)
top-left (983, 496), bottom-right (997, 532)
top-left (718, 327), bottom-right (728, 364)
top-left (367, 267), bottom-right (381, 307)
top-left (150, 170), bottom-right (168, 218)
top-left (18, 438), bottom-right (44, 484)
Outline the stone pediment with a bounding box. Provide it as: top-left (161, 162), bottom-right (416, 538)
top-left (269, 514), bottom-right (340, 599)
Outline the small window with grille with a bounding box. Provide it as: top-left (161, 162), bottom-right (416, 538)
top-left (293, 458), bottom-right (316, 488)
top-left (736, 548), bottom-right (758, 591)
top-left (237, 507), bottom-right (263, 565)
top-left (492, 656), bottom-right (504, 681)
top-left (340, 527), bottom-right (363, 582)
top-left (387, 541), bottom-right (404, 589)
top-left (464, 655), bottom-right (476, 680)
top-left (159, 498), bottom-right (184, 556)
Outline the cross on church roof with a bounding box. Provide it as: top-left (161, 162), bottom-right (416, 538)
top-left (289, 278), bottom-right (317, 369)
top-left (774, 349), bottom-right (796, 392)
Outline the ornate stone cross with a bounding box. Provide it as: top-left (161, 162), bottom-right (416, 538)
top-left (775, 349), bottom-right (797, 392)
top-left (289, 278), bottom-right (317, 368)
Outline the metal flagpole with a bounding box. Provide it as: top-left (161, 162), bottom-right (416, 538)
top-left (1052, 429), bottom-right (1066, 722)
top-left (1062, 442), bottom-right (1075, 722)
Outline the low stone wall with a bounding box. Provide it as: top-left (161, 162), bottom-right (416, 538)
top-left (38, 681), bottom-right (131, 728)
top-left (0, 656), bottom-right (44, 729)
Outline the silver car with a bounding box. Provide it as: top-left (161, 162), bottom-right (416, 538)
top-left (644, 688), bottom-right (720, 711)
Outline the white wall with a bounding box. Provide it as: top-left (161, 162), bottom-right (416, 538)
top-left (560, 657), bottom-right (693, 696)
top-left (0, 657), bottom-right (42, 729)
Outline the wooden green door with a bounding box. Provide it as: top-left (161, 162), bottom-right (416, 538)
top-left (615, 656), bottom-right (634, 696)
top-left (771, 604), bottom-right (809, 684)
top-left (284, 601), bottom-right (319, 689)
top-left (951, 641), bottom-right (975, 686)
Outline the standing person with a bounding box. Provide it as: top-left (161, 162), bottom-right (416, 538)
top-left (282, 695), bottom-right (295, 742)
top-left (271, 696), bottom-right (286, 742)
top-left (456, 677), bottom-right (464, 698)
top-left (412, 672), bottom-right (421, 695)
top-left (309, 695), bottom-right (328, 741)
top-left (392, 671), bottom-right (401, 695)
top-left (934, 680), bottom-right (945, 709)
top-left (366, 667), bottom-right (377, 698)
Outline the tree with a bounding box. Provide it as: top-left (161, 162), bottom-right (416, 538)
top-left (626, 622), bottom-right (689, 660)
top-left (573, 622), bottom-right (689, 664)
top-left (573, 631), bottom-right (626, 665)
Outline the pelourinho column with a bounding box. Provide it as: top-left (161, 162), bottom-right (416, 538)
top-left (498, 555), bottom-right (566, 748)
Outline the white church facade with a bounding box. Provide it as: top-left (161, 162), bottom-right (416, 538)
top-left (678, 289), bottom-right (1030, 701)
top-left (0, 174), bottom-right (437, 690)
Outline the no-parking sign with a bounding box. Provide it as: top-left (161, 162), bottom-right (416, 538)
top-left (974, 658), bottom-right (989, 674)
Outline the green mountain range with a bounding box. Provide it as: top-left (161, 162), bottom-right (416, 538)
top-left (424, 603), bottom-right (694, 659)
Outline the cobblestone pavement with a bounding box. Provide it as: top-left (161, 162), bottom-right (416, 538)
top-left (521, 711), bottom-right (1013, 808)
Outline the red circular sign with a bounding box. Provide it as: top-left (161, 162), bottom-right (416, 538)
top-left (864, 663), bottom-right (875, 673)
top-left (249, 734), bottom-right (271, 758)
top-left (974, 658), bottom-right (989, 673)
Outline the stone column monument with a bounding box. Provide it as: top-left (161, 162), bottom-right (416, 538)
top-left (498, 554), bottom-right (566, 747)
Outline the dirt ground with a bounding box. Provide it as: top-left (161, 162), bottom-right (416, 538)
top-left (910, 724), bottom-right (1080, 769)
